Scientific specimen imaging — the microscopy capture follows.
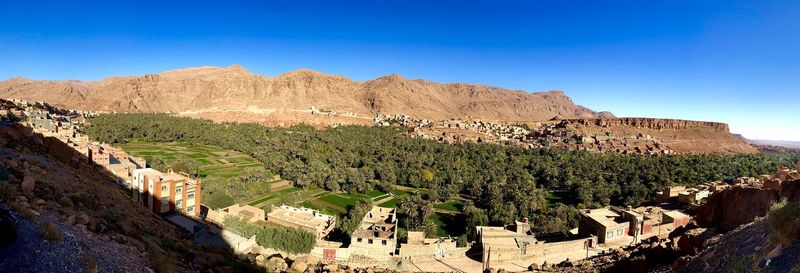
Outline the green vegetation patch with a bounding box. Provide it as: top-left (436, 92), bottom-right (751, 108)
top-left (767, 200), bottom-right (800, 245)
top-left (118, 140), bottom-right (263, 180)
top-left (366, 190), bottom-right (386, 198)
top-left (318, 193), bottom-right (362, 209)
top-left (378, 197), bottom-right (399, 208)
top-left (433, 199), bottom-right (465, 212)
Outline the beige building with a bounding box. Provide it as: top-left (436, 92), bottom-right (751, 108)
top-left (578, 207), bottom-right (630, 244)
top-left (656, 186), bottom-right (686, 203)
top-left (621, 207), bottom-right (690, 241)
top-left (207, 204), bottom-right (266, 225)
top-left (398, 231), bottom-right (458, 259)
top-left (677, 188), bottom-right (710, 205)
top-left (266, 205), bottom-right (336, 238)
top-left (349, 206), bottom-right (398, 261)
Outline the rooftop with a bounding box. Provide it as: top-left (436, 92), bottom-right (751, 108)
top-left (582, 207), bottom-right (627, 227)
top-left (267, 205), bottom-right (334, 232)
top-left (353, 207), bottom-right (396, 240)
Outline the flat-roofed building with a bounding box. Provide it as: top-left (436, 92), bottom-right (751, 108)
top-left (578, 207), bottom-right (630, 244)
top-left (662, 210), bottom-right (690, 228)
top-left (207, 204), bottom-right (266, 225)
top-left (266, 205), bottom-right (335, 238)
top-left (349, 206), bottom-right (397, 261)
top-left (656, 186), bottom-right (686, 203)
top-left (677, 188), bottom-right (710, 205)
top-left (476, 218), bottom-right (538, 264)
top-left (621, 207), bottom-right (690, 240)
top-left (130, 168), bottom-right (202, 217)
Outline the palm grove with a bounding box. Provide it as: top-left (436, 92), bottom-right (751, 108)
top-left (85, 114), bottom-right (800, 238)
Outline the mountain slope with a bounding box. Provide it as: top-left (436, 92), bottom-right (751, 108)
top-left (0, 65), bottom-right (606, 121)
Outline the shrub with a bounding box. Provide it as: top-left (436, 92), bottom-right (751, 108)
top-left (457, 234), bottom-right (469, 247)
top-left (0, 182), bottom-right (18, 202)
top-left (767, 200), bottom-right (800, 245)
top-left (68, 192), bottom-right (94, 208)
top-left (9, 201), bottom-right (35, 221)
top-left (57, 196), bottom-right (74, 207)
top-left (222, 215), bottom-right (260, 238)
top-left (33, 180), bottom-right (60, 201)
top-left (222, 215), bottom-right (315, 254)
top-left (255, 225), bottom-right (316, 254)
top-left (40, 221), bottom-right (64, 242)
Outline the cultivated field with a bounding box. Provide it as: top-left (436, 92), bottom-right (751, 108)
top-left (118, 140), bottom-right (466, 235)
top-left (117, 140), bottom-right (264, 179)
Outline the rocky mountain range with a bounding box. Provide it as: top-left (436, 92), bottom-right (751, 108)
top-left (0, 64), bottom-right (612, 122)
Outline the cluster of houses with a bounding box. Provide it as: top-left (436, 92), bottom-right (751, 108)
top-left (206, 203), bottom-right (461, 265)
top-left (11, 99), bottom-right (203, 220)
top-left (475, 205), bottom-right (690, 269)
top-left (373, 113), bottom-right (675, 155)
top-left (656, 164), bottom-right (800, 209)
top-left (526, 121), bottom-right (675, 155)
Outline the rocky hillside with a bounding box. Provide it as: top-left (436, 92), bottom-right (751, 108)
top-left (0, 65), bottom-right (606, 122)
top-left (524, 118), bottom-right (758, 154)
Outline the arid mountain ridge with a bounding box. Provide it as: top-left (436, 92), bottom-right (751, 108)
top-left (0, 64), bottom-right (759, 154)
top-left (0, 64), bottom-right (611, 121)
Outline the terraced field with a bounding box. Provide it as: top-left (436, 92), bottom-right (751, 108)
top-left (118, 140), bottom-right (263, 179)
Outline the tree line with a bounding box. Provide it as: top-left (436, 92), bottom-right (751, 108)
top-left (85, 113), bottom-right (800, 236)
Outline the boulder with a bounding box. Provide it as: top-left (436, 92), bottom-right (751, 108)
top-left (117, 219), bottom-right (136, 236)
top-left (255, 254), bottom-right (267, 268)
top-left (323, 264), bottom-right (339, 271)
top-left (77, 213), bottom-right (90, 225)
top-left (21, 176), bottom-right (35, 197)
top-left (290, 260), bottom-right (308, 273)
top-left (267, 257), bottom-right (288, 272)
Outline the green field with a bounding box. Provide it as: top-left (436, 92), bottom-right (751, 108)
top-left (433, 199), bottom-right (465, 212)
top-left (118, 140), bottom-right (264, 179)
top-left (116, 141), bottom-right (466, 223)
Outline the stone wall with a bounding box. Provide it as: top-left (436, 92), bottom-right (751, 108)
top-left (484, 237), bottom-right (593, 264)
top-left (397, 241), bottom-right (462, 258)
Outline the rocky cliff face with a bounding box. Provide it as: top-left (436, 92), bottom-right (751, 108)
top-left (525, 117), bottom-right (758, 154)
top-left (0, 65), bottom-right (605, 121)
top-left (561, 118), bottom-right (730, 132)
top-left (695, 179), bottom-right (800, 232)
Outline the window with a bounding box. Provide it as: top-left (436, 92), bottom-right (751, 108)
top-left (187, 206), bottom-right (194, 212)
top-left (382, 240), bottom-right (387, 245)
top-left (357, 238), bottom-right (362, 243)
top-left (176, 187), bottom-right (182, 194)
top-left (161, 197), bottom-right (169, 206)
top-left (368, 239), bottom-right (373, 244)
top-left (617, 229), bottom-right (623, 236)
top-left (176, 200), bottom-right (182, 208)
top-left (161, 185), bottom-right (167, 191)
top-left (607, 231), bottom-right (614, 238)
top-left (187, 193), bottom-right (195, 199)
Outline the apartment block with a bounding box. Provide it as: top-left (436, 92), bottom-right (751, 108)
top-left (130, 168), bottom-right (202, 217)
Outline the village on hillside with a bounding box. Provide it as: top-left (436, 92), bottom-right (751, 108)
top-left (6, 98), bottom-right (800, 272)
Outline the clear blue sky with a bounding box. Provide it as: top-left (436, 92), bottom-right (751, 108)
top-left (1, 0), bottom-right (798, 141)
